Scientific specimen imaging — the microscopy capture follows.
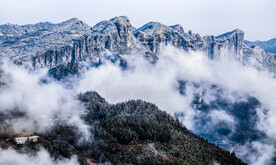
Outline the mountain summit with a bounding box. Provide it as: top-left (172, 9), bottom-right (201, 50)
top-left (0, 16), bottom-right (275, 74)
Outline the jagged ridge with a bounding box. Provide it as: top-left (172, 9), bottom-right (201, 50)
top-left (0, 16), bottom-right (253, 70)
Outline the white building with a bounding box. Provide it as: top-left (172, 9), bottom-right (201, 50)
top-left (14, 136), bottom-right (39, 144)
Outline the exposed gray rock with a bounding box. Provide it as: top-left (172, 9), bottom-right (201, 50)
top-left (263, 52), bottom-right (276, 72)
top-left (204, 29), bottom-right (244, 61)
top-left (169, 24), bottom-right (185, 35)
top-left (33, 16), bottom-right (134, 68)
top-left (0, 16), bottom-right (270, 73)
top-left (0, 23), bottom-right (26, 36)
top-left (243, 45), bottom-right (266, 69)
top-left (216, 29), bottom-right (244, 61)
top-left (186, 31), bottom-right (206, 51)
top-left (170, 25), bottom-right (206, 51)
top-left (110, 16), bottom-right (134, 49)
top-left (0, 18), bottom-right (92, 68)
top-left (134, 22), bottom-right (194, 54)
top-left (204, 35), bottom-right (216, 59)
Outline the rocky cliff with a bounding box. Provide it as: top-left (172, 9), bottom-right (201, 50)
top-left (245, 38), bottom-right (276, 72)
top-left (0, 18), bottom-right (92, 67)
top-left (204, 29), bottom-right (244, 61)
top-left (32, 16), bottom-right (135, 68)
top-left (0, 16), bottom-right (269, 71)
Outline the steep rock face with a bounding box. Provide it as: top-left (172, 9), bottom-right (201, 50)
top-left (243, 45), bottom-right (266, 69)
top-left (168, 24), bottom-right (244, 61)
top-left (186, 30), bottom-right (206, 50)
top-left (0, 16), bottom-right (259, 71)
top-left (264, 53), bottom-right (276, 72)
top-left (204, 29), bottom-right (244, 61)
top-left (33, 16), bottom-right (134, 68)
top-left (204, 35), bottom-right (217, 59)
top-left (169, 24), bottom-right (185, 35)
top-left (110, 16), bottom-right (134, 49)
top-left (134, 22), bottom-right (194, 54)
top-left (244, 38), bottom-right (276, 72)
top-left (170, 25), bottom-right (206, 51)
top-left (0, 18), bottom-right (92, 67)
top-left (216, 29), bottom-right (244, 61)
top-left (33, 20), bottom-right (247, 69)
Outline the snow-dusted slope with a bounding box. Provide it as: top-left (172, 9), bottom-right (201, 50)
top-left (0, 16), bottom-right (269, 71)
top-left (0, 18), bottom-right (92, 67)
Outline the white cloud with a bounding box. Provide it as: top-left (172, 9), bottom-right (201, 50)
top-left (234, 141), bottom-right (274, 165)
top-left (209, 110), bottom-right (235, 125)
top-left (0, 61), bottom-right (90, 138)
top-left (0, 148), bottom-right (79, 165)
top-left (77, 45), bottom-right (276, 164)
top-left (77, 51), bottom-right (197, 129)
top-left (1, 45), bottom-right (276, 164)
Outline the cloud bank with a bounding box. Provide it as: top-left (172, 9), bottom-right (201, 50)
top-left (0, 148), bottom-right (78, 165)
top-left (77, 46), bottom-right (276, 164)
top-left (0, 45), bottom-right (276, 164)
top-left (0, 60), bottom-right (90, 138)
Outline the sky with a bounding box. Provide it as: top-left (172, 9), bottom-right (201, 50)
top-left (0, 0), bottom-right (275, 41)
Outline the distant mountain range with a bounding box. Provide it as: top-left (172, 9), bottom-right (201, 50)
top-left (1, 16), bottom-right (275, 75)
top-left (245, 38), bottom-right (276, 54)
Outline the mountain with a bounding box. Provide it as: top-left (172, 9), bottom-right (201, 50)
top-left (0, 16), bottom-right (273, 164)
top-left (0, 18), bottom-right (91, 66)
top-left (0, 91), bottom-right (246, 165)
top-left (0, 16), bottom-right (263, 73)
top-left (244, 38), bottom-right (276, 72)
top-left (3, 16), bottom-right (276, 77)
top-left (245, 38), bottom-right (276, 54)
